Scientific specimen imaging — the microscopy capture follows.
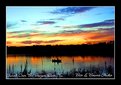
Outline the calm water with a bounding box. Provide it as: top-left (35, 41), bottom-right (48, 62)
top-left (7, 55), bottom-right (114, 78)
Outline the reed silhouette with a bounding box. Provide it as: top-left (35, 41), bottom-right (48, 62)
top-left (7, 60), bottom-right (114, 78)
top-left (7, 59), bottom-right (32, 78)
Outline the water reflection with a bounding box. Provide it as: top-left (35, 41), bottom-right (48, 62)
top-left (7, 55), bottom-right (114, 78)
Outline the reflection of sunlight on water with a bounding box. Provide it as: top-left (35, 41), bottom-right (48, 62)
top-left (30, 57), bottom-right (42, 65)
top-left (7, 55), bottom-right (26, 65)
top-left (7, 55), bottom-right (114, 78)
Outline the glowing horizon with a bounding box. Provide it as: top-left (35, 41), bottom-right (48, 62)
top-left (6, 6), bottom-right (115, 46)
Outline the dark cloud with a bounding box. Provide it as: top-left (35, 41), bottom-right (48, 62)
top-left (7, 22), bottom-right (17, 28)
top-left (55, 26), bottom-right (60, 28)
top-left (21, 20), bottom-right (27, 22)
top-left (98, 28), bottom-right (114, 36)
top-left (8, 30), bottom-right (38, 34)
top-left (89, 32), bottom-right (114, 40)
top-left (21, 41), bottom-right (42, 44)
top-left (54, 27), bottom-right (114, 38)
top-left (43, 40), bottom-right (63, 43)
top-left (7, 32), bottom-right (41, 38)
top-left (36, 21), bottom-right (56, 25)
top-left (55, 25), bottom-right (77, 28)
top-left (61, 29), bottom-right (83, 34)
top-left (49, 15), bottom-right (70, 21)
top-left (49, 18), bottom-right (64, 21)
top-left (8, 34), bottom-right (30, 38)
top-left (51, 7), bottom-right (96, 14)
top-left (8, 31), bottom-right (27, 34)
top-left (55, 19), bottom-right (114, 29)
top-left (61, 27), bottom-right (114, 34)
top-left (85, 27), bottom-right (114, 40)
top-left (97, 27), bottom-right (114, 31)
top-left (21, 40), bottom-right (63, 44)
top-left (80, 19), bottom-right (114, 28)
top-left (6, 41), bottom-right (12, 44)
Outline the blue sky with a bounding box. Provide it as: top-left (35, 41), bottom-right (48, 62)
top-left (6, 6), bottom-right (115, 46)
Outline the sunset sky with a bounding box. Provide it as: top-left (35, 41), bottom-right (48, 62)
top-left (6, 6), bottom-right (115, 46)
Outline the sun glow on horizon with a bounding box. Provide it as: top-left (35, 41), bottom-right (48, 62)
top-left (6, 6), bottom-right (115, 46)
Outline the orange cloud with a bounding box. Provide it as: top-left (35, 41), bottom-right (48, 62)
top-left (6, 28), bottom-right (114, 46)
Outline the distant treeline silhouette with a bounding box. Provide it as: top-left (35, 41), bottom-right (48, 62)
top-left (7, 41), bottom-right (114, 56)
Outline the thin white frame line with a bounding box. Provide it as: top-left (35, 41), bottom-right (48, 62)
top-left (6, 6), bottom-right (115, 80)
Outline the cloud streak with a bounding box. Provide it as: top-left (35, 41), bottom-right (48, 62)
top-left (51, 7), bottom-right (96, 14)
top-left (8, 34), bottom-right (30, 38)
top-left (55, 27), bottom-right (114, 37)
top-left (36, 21), bottom-right (56, 25)
top-left (7, 32), bottom-right (41, 38)
top-left (21, 40), bottom-right (63, 44)
top-left (55, 19), bottom-right (114, 29)
top-left (6, 41), bottom-right (12, 44)
top-left (21, 20), bottom-right (27, 22)
top-left (7, 30), bottom-right (38, 34)
top-left (49, 18), bottom-right (64, 21)
top-left (7, 27), bottom-right (114, 46)
top-left (80, 19), bottom-right (114, 28)
top-left (7, 22), bottom-right (17, 28)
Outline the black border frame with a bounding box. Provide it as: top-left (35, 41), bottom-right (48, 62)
top-left (0, 0), bottom-right (120, 81)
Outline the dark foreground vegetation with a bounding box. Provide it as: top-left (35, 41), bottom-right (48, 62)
top-left (7, 41), bottom-right (114, 56)
top-left (7, 60), bottom-right (114, 78)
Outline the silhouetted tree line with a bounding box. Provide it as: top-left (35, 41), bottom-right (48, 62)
top-left (7, 41), bottom-right (114, 56)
